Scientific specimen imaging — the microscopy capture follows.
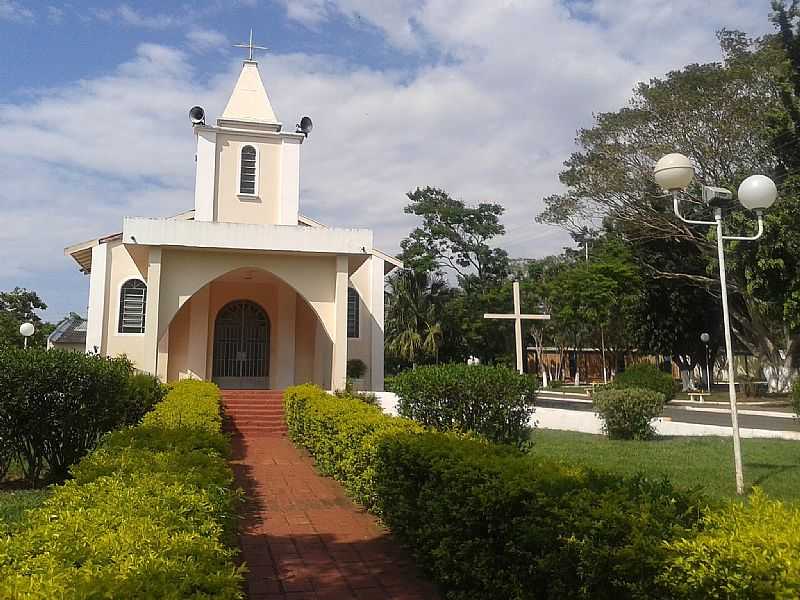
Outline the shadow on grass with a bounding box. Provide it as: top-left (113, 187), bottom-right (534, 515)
top-left (747, 462), bottom-right (800, 488)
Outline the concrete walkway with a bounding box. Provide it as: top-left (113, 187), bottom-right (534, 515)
top-left (230, 433), bottom-right (440, 600)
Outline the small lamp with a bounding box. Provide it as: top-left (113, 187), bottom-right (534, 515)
top-left (654, 153), bottom-right (695, 191)
top-left (737, 175), bottom-right (777, 211)
top-left (19, 322), bottom-right (34, 349)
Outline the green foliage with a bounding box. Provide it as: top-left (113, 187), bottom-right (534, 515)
top-left (793, 380), bottom-right (800, 418)
top-left (661, 489), bottom-right (800, 599)
top-left (0, 380), bottom-right (244, 599)
top-left (593, 387), bottom-right (665, 440)
top-left (0, 348), bottom-right (144, 483)
top-left (614, 362), bottom-right (676, 401)
top-left (375, 432), bottom-right (704, 600)
top-left (400, 186), bottom-right (509, 291)
top-left (346, 358), bottom-right (367, 379)
top-left (126, 372), bottom-right (167, 421)
top-left (0, 490), bottom-right (48, 537)
top-left (392, 364), bottom-right (537, 446)
top-left (284, 384), bottom-right (422, 510)
top-left (0, 288), bottom-right (54, 350)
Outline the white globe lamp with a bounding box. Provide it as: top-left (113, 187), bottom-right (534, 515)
top-left (737, 175), bottom-right (777, 211)
top-left (654, 153), bottom-right (695, 191)
top-left (19, 322), bottom-right (34, 349)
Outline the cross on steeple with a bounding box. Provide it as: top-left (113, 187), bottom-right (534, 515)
top-left (233, 29), bottom-right (268, 62)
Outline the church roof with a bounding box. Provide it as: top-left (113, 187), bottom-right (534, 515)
top-left (220, 61), bottom-right (278, 124)
top-left (48, 315), bottom-right (87, 346)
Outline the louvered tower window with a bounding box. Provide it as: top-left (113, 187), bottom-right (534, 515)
top-left (118, 280), bottom-right (147, 333)
top-left (347, 287), bottom-right (359, 338)
top-left (239, 145), bottom-right (257, 195)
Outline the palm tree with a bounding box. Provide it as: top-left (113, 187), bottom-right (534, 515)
top-left (386, 270), bottom-right (446, 365)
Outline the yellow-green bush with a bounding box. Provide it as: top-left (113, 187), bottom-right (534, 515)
top-left (284, 384), bottom-right (422, 510)
top-left (661, 489), bottom-right (800, 599)
top-left (284, 384), bottom-right (707, 599)
top-left (0, 380), bottom-right (244, 599)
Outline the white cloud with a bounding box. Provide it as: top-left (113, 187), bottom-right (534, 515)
top-left (186, 27), bottom-right (229, 53)
top-left (0, 0), bottom-right (778, 320)
top-left (0, 0), bottom-right (33, 22)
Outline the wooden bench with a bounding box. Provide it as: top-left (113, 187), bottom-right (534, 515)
top-left (687, 392), bottom-right (710, 402)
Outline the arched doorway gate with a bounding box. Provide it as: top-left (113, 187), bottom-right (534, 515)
top-left (212, 300), bottom-right (270, 389)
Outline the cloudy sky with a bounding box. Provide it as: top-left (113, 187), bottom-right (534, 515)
top-left (0, 0), bottom-right (775, 321)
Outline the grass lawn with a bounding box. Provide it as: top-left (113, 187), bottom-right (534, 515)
top-left (0, 489), bottom-right (48, 536)
top-left (530, 429), bottom-right (800, 503)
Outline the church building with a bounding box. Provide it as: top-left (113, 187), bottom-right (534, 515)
top-left (65, 52), bottom-right (400, 391)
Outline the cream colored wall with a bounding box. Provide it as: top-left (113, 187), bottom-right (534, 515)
top-left (215, 132), bottom-right (282, 225)
top-left (104, 243), bottom-right (150, 368)
top-left (166, 301), bottom-right (190, 382)
top-left (294, 295), bottom-right (319, 385)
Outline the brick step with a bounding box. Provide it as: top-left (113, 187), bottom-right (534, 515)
top-left (224, 409), bottom-right (285, 416)
top-left (226, 418), bottom-right (286, 426)
top-left (224, 426), bottom-right (288, 434)
top-left (222, 401), bottom-right (285, 408)
top-left (222, 399), bottom-right (285, 405)
top-left (222, 390), bottom-right (283, 398)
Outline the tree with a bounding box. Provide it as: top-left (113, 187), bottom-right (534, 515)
top-left (538, 31), bottom-right (800, 391)
top-left (0, 288), bottom-right (54, 349)
top-left (400, 187), bottom-right (510, 292)
top-left (386, 270), bottom-right (449, 367)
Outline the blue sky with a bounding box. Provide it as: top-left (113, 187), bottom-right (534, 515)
top-left (0, 0), bottom-right (775, 322)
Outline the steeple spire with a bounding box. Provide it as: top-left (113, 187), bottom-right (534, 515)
top-left (220, 31), bottom-right (278, 124)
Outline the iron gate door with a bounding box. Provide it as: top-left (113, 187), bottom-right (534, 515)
top-left (212, 300), bottom-right (270, 389)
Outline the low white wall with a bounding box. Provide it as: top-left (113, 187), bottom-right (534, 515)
top-left (375, 392), bottom-right (800, 441)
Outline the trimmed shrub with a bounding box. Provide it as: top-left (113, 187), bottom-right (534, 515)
top-left (375, 432), bottom-right (705, 600)
top-left (392, 364), bottom-right (537, 446)
top-left (661, 489), bottom-right (800, 599)
top-left (593, 387), bottom-right (665, 440)
top-left (346, 358), bottom-right (367, 380)
top-left (285, 384), bottom-right (421, 509)
top-left (0, 380), bottom-right (244, 598)
top-left (126, 371), bottom-right (167, 421)
top-left (284, 384), bottom-right (706, 599)
top-left (614, 363), bottom-right (675, 401)
top-left (0, 348), bottom-right (139, 482)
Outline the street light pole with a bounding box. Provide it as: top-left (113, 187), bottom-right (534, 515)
top-left (655, 154), bottom-right (777, 496)
top-left (701, 332), bottom-right (711, 394)
top-left (714, 208), bottom-right (745, 495)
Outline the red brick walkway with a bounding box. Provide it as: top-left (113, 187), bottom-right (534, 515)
top-left (230, 433), bottom-right (440, 600)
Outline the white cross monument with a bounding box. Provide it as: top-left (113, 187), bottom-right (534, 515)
top-left (484, 281), bottom-right (551, 374)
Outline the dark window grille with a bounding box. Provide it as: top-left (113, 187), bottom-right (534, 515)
top-left (347, 287), bottom-right (359, 338)
top-left (118, 279), bottom-right (146, 333)
top-left (240, 145), bottom-right (257, 194)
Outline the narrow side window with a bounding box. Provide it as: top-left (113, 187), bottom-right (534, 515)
top-left (118, 279), bottom-right (147, 333)
top-left (239, 145), bottom-right (257, 195)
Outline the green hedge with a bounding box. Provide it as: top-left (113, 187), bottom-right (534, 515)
top-left (391, 364), bottom-right (537, 446)
top-left (662, 489), bottom-right (800, 599)
top-left (792, 382), bottom-right (799, 418)
top-left (285, 384), bottom-right (421, 509)
top-left (284, 384), bottom-right (706, 599)
top-left (0, 380), bottom-right (244, 599)
top-left (593, 387), bottom-right (665, 440)
top-left (614, 363), bottom-right (675, 402)
top-left (0, 348), bottom-right (164, 482)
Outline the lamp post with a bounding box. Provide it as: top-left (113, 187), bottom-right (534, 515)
top-left (700, 332), bottom-right (711, 394)
top-left (654, 153), bottom-right (777, 496)
top-left (19, 322), bottom-right (34, 350)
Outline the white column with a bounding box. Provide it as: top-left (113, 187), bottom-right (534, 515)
top-left (277, 138), bottom-right (301, 225)
top-left (187, 285), bottom-right (210, 379)
top-left (370, 256), bottom-right (385, 391)
top-left (275, 284), bottom-right (296, 388)
top-left (85, 243), bottom-right (110, 354)
top-left (194, 129), bottom-right (217, 222)
top-left (331, 255), bottom-right (349, 391)
top-left (142, 247), bottom-right (162, 377)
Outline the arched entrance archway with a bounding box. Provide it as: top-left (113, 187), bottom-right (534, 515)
top-left (212, 300), bottom-right (270, 389)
